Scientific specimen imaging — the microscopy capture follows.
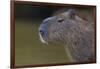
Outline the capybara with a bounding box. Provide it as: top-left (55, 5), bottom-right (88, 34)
top-left (39, 9), bottom-right (95, 63)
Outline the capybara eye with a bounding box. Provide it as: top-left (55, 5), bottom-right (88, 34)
top-left (57, 18), bottom-right (64, 23)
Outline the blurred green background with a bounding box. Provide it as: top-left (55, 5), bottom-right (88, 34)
top-left (15, 3), bottom-right (94, 66)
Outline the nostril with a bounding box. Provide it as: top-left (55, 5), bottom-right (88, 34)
top-left (39, 30), bottom-right (42, 33)
top-left (39, 30), bottom-right (45, 35)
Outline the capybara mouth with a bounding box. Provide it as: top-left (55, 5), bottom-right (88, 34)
top-left (39, 32), bottom-right (48, 44)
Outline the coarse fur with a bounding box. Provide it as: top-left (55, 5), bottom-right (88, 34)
top-left (39, 9), bottom-right (95, 63)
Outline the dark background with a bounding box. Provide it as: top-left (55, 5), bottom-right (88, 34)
top-left (15, 3), bottom-right (62, 20)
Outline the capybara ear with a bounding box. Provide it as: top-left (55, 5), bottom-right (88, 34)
top-left (67, 9), bottom-right (76, 19)
top-left (62, 9), bottom-right (76, 19)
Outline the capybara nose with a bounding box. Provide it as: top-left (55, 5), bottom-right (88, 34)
top-left (39, 29), bottom-right (45, 36)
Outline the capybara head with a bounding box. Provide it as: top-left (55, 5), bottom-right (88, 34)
top-left (39, 9), bottom-right (77, 43)
top-left (39, 9), bottom-right (95, 62)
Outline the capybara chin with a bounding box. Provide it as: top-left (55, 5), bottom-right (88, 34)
top-left (39, 9), bottom-right (95, 63)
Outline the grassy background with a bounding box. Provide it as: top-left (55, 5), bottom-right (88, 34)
top-left (15, 19), bottom-right (69, 66)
